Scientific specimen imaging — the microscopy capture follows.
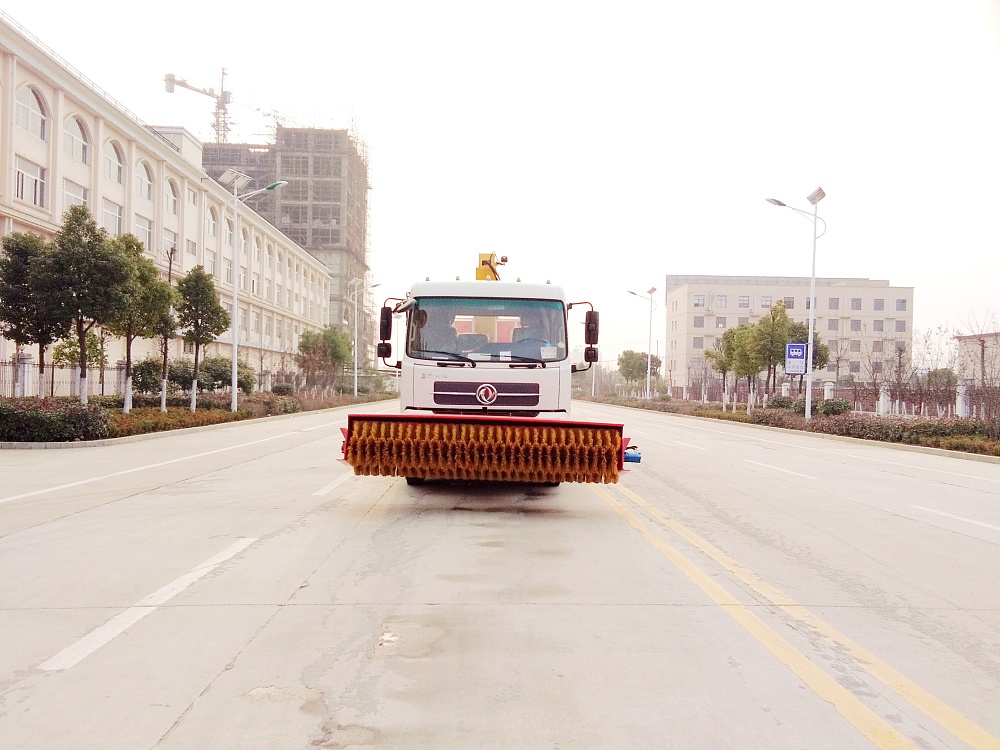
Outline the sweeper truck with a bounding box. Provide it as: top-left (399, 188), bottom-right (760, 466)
top-left (341, 254), bottom-right (639, 484)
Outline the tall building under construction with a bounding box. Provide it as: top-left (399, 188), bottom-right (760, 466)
top-left (202, 126), bottom-right (373, 347)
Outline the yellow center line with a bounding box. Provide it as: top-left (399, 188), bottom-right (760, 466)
top-left (590, 485), bottom-right (915, 749)
top-left (611, 483), bottom-right (1000, 750)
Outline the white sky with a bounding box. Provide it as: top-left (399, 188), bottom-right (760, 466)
top-left (7, 1), bottom-right (1000, 359)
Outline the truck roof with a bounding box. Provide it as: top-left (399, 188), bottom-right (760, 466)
top-left (408, 280), bottom-right (567, 302)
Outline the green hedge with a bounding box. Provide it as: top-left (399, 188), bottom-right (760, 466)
top-left (0, 398), bottom-right (112, 442)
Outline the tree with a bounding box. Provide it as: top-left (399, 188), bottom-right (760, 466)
top-left (175, 266), bottom-right (230, 412)
top-left (52, 331), bottom-right (105, 369)
top-left (705, 328), bottom-right (737, 404)
top-left (617, 350), bottom-right (649, 386)
top-left (297, 327), bottom-right (352, 387)
top-left (753, 301), bottom-right (792, 393)
top-left (730, 324), bottom-right (764, 396)
top-left (103, 235), bottom-right (176, 412)
top-left (0, 232), bottom-right (69, 397)
top-left (46, 206), bottom-right (130, 404)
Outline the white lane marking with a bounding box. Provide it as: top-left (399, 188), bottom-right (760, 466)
top-left (0, 432), bottom-right (303, 506)
top-left (39, 538), bottom-right (257, 672)
top-left (313, 472), bottom-right (353, 496)
top-left (672, 440), bottom-right (705, 450)
top-left (912, 506), bottom-right (1000, 533)
top-left (744, 460), bottom-right (815, 479)
top-left (301, 420), bottom-right (343, 432)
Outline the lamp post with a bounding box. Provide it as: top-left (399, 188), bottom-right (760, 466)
top-left (348, 278), bottom-right (380, 397)
top-left (218, 169), bottom-right (287, 412)
top-left (628, 286), bottom-right (657, 398)
top-left (767, 187), bottom-right (826, 419)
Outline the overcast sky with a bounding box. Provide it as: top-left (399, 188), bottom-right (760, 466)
top-left (7, 1), bottom-right (1000, 358)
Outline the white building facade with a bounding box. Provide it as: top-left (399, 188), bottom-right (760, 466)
top-left (0, 12), bottom-right (330, 379)
top-left (665, 275), bottom-right (915, 390)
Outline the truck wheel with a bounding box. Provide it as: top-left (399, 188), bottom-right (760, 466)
top-left (405, 476), bottom-right (425, 486)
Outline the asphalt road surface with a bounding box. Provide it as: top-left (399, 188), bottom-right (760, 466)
top-left (1, 401), bottom-right (998, 749)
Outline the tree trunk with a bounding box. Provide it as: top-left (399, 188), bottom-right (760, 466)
top-left (37, 344), bottom-right (46, 400)
top-left (160, 379), bottom-right (168, 412)
top-left (124, 333), bottom-right (134, 414)
top-left (77, 318), bottom-right (88, 405)
top-left (190, 343), bottom-right (200, 413)
top-left (124, 377), bottom-right (133, 413)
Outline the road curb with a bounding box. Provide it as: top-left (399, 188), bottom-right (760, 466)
top-left (596, 404), bottom-right (1000, 466)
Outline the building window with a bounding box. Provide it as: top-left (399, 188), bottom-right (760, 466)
top-left (265, 316), bottom-right (273, 337)
top-left (738, 317), bottom-right (749, 325)
top-left (165, 181), bottom-right (179, 215)
top-left (896, 320), bottom-right (907, 332)
top-left (15, 158), bottom-right (46, 207)
top-left (783, 296), bottom-right (794, 310)
top-left (251, 272), bottom-right (260, 295)
top-left (103, 142), bottom-right (125, 184)
top-left (761, 296), bottom-right (772, 308)
top-left (188, 188), bottom-right (198, 206)
top-left (873, 319), bottom-right (884, 332)
top-left (693, 295), bottom-right (705, 308)
top-left (226, 219), bottom-right (234, 248)
top-left (252, 311), bottom-right (261, 334)
top-left (205, 250), bottom-right (216, 276)
top-left (64, 116), bottom-right (89, 164)
top-left (136, 163), bottom-right (154, 201)
top-left (738, 295), bottom-right (750, 308)
top-left (693, 337), bottom-right (704, 349)
top-left (849, 361), bottom-right (861, 374)
top-left (850, 339), bottom-right (861, 352)
top-left (102, 199), bottom-right (124, 235)
top-left (693, 316), bottom-right (704, 328)
top-left (872, 340), bottom-right (884, 353)
top-left (207, 208), bottom-right (218, 238)
top-left (851, 298), bottom-right (862, 310)
top-left (874, 298), bottom-right (885, 311)
top-left (239, 265), bottom-right (247, 290)
top-left (223, 258), bottom-right (234, 284)
top-left (715, 316), bottom-right (726, 329)
top-left (135, 216), bottom-right (153, 250)
top-left (828, 319), bottom-right (838, 331)
top-left (871, 361), bottom-right (883, 374)
top-left (265, 278), bottom-right (273, 301)
top-left (163, 230), bottom-right (178, 257)
top-left (186, 239), bottom-right (197, 255)
top-left (715, 295), bottom-right (727, 309)
top-left (15, 86), bottom-right (48, 140)
top-left (828, 298), bottom-right (840, 310)
top-left (850, 319), bottom-right (862, 331)
top-left (64, 179), bottom-right (88, 208)
top-left (896, 299), bottom-right (907, 312)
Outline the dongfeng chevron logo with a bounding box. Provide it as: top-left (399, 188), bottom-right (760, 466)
top-left (476, 383), bottom-right (499, 405)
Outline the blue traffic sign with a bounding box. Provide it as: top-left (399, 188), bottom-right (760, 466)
top-left (785, 343), bottom-right (807, 375)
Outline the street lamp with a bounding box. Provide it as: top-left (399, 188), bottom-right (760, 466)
top-left (628, 286), bottom-right (658, 398)
top-left (767, 187), bottom-right (826, 419)
top-left (347, 278), bottom-right (380, 397)
top-left (218, 169), bottom-right (287, 412)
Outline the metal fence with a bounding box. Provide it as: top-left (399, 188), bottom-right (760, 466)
top-left (0, 362), bottom-right (128, 399)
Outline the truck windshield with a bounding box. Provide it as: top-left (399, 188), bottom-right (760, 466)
top-left (406, 297), bottom-right (567, 362)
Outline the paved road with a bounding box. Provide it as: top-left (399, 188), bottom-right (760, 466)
top-left (1, 401), bottom-right (998, 749)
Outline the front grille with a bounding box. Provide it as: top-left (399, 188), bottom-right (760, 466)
top-left (433, 380), bottom-right (540, 407)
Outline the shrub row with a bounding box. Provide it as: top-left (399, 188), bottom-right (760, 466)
top-left (587, 395), bottom-right (1000, 458)
top-left (106, 408), bottom-right (247, 437)
top-left (0, 398), bottom-right (112, 442)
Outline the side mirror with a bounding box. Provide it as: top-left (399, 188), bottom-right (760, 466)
top-left (379, 306), bottom-right (393, 341)
top-left (584, 346), bottom-right (598, 363)
top-left (585, 311), bottom-right (599, 345)
top-left (377, 342), bottom-right (392, 358)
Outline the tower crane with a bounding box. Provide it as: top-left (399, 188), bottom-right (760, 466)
top-left (164, 69), bottom-right (233, 143)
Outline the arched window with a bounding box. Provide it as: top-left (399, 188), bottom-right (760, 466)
top-left (165, 180), bottom-right (179, 215)
top-left (206, 207), bottom-right (218, 238)
top-left (225, 218), bottom-right (234, 248)
top-left (241, 228), bottom-right (249, 258)
top-left (136, 162), bottom-right (154, 201)
top-left (15, 86), bottom-right (48, 140)
top-left (266, 243), bottom-right (273, 268)
top-left (64, 116), bottom-right (90, 164)
top-left (254, 237), bottom-right (263, 261)
top-left (103, 141), bottom-right (125, 184)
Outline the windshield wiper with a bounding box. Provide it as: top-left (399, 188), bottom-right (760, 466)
top-left (505, 355), bottom-right (547, 367)
top-left (414, 349), bottom-right (477, 366)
